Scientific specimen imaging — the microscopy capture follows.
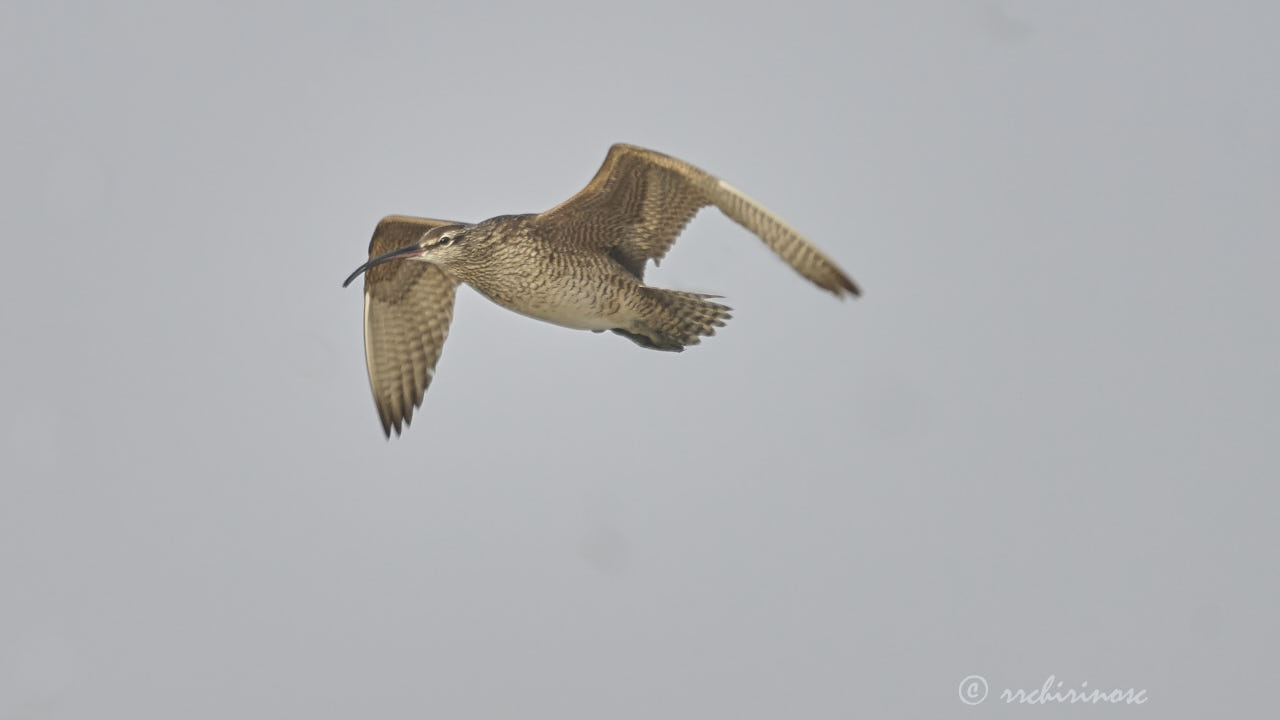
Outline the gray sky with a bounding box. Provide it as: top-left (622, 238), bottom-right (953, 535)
top-left (2, 1), bottom-right (1277, 717)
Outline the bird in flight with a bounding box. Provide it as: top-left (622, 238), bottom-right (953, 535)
top-left (343, 143), bottom-right (860, 436)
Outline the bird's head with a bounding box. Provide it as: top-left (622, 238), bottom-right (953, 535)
top-left (413, 224), bottom-right (472, 266)
top-left (342, 224), bottom-right (470, 287)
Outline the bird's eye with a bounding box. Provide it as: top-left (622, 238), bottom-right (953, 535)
top-left (438, 235), bottom-right (453, 246)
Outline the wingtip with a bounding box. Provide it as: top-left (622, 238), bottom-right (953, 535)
top-left (837, 273), bottom-right (862, 299)
top-left (379, 411), bottom-right (412, 439)
top-left (378, 406), bottom-right (406, 439)
top-left (818, 277), bottom-right (860, 299)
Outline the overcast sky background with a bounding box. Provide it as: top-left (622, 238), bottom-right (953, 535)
top-left (2, 1), bottom-right (1277, 717)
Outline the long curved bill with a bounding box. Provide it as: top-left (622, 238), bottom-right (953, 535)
top-left (342, 243), bottom-right (426, 287)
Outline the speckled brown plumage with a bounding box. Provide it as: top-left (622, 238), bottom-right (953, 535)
top-left (347, 144), bottom-right (860, 437)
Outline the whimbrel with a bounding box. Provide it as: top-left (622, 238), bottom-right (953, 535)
top-left (343, 143), bottom-right (860, 436)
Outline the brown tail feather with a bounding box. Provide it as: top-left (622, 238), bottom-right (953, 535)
top-left (614, 288), bottom-right (732, 351)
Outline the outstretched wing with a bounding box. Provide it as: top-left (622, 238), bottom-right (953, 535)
top-left (536, 143), bottom-right (859, 296)
top-left (362, 215), bottom-right (461, 437)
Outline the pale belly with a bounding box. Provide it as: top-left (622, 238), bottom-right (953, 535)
top-left (467, 259), bottom-right (636, 332)
top-left (513, 300), bottom-right (620, 331)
